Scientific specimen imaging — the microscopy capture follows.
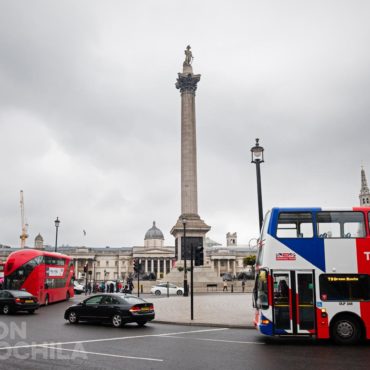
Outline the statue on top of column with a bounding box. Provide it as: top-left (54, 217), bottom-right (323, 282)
top-left (184, 45), bottom-right (193, 65)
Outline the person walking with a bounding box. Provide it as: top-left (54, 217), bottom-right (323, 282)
top-left (242, 280), bottom-right (246, 293)
top-left (109, 282), bottom-right (115, 293)
top-left (223, 280), bottom-right (228, 292)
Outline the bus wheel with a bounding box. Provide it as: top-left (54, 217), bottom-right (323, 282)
top-left (2, 305), bottom-right (11, 315)
top-left (66, 292), bottom-right (70, 301)
top-left (44, 295), bottom-right (49, 306)
top-left (331, 316), bottom-right (362, 345)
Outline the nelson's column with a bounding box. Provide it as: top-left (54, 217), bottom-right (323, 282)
top-left (171, 46), bottom-right (211, 274)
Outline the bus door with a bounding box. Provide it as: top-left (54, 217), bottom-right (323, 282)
top-left (272, 270), bottom-right (315, 335)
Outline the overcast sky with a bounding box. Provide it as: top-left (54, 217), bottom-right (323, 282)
top-left (0, 1), bottom-right (369, 248)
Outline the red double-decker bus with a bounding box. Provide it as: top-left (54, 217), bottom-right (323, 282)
top-left (4, 249), bottom-right (74, 305)
top-left (0, 261), bottom-right (4, 282)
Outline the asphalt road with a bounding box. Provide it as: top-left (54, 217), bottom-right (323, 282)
top-left (0, 297), bottom-right (369, 370)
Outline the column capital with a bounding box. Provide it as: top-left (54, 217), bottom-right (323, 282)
top-left (176, 73), bottom-right (201, 95)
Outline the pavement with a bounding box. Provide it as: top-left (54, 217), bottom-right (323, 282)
top-left (148, 292), bottom-right (255, 329)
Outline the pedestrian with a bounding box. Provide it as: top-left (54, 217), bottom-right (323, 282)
top-left (223, 281), bottom-right (228, 292)
top-left (110, 282), bottom-right (114, 293)
top-left (87, 282), bottom-right (92, 295)
top-left (242, 280), bottom-right (246, 293)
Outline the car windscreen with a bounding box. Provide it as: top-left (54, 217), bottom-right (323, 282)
top-left (10, 291), bottom-right (33, 297)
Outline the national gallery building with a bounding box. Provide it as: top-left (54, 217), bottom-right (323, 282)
top-left (0, 222), bottom-right (256, 282)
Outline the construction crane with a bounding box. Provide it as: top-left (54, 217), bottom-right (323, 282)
top-left (20, 190), bottom-right (28, 248)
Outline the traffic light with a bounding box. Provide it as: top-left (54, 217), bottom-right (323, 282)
top-left (194, 246), bottom-right (204, 266)
top-left (133, 258), bottom-right (138, 272)
top-left (83, 263), bottom-right (88, 273)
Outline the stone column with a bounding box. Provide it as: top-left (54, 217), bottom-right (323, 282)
top-left (180, 87), bottom-right (199, 216)
top-left (217, 259), bottom-right (220, 277)
top-left (145, 259), bottom-right (148, 273)
top-left (233, 260), bottom-right (236, 275)
top-left (170, 47), bottom-right (211, 267)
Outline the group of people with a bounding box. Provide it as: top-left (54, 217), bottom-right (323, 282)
top-left (84, 279), bottom-right (134, 295)
top-left (222, 280), bottom-right (246, 292)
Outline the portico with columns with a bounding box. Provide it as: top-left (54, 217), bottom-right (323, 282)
top-left (133, 221), bottom-right (175, 279)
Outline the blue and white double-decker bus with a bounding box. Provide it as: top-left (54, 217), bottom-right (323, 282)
top-left (253, 207), bottom-right (370, 344)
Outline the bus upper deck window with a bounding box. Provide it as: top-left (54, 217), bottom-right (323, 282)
top-left (276, 212), bottom-right (313, 238)
top-left (317, 211), bottom-right (365, 238)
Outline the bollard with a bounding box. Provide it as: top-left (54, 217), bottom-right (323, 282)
top-left (141, 284), bottom-right (143, 293)
top-left (231, 284), bottom-right (233, 293)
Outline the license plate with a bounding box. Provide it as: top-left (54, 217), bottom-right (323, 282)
top-left (141, 307), bottom-right (150, 311)
top-left (25, 300), bottom-right (33, 303)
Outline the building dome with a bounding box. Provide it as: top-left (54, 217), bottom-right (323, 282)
top-left (144, 221), bottom-right (164, 240)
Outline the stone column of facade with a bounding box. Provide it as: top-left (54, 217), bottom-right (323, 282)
top-left (145, 259), bottom-right (148, 273)
top-left (233, 260), bottom-right (236, 275)
top-left (171, 46), bottom-right (211, 266)
top-left (217, 259), bottom-right (220, 277)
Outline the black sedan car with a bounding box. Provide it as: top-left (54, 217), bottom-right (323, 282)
top-left (0, 290), bottom-right (39, 314)
top-left (64, 293), bottom-right (155, 328)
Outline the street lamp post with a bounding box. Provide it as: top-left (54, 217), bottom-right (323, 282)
top-left (190, 244), bottom-right (194, 320)
top-left (251, 138), bottom-right (264, 231)
top-left (54, 217), bottom-right (60, 252)
top-left (182, 218), bottom-right (189, 297)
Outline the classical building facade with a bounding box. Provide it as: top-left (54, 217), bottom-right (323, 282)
top-left (133, 222), bottom-right (175, 279)
top-left (0, 226), bottom-right (255, 281)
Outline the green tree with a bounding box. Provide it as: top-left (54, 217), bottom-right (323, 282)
top-left (243, 255), bottom-right (256, 267)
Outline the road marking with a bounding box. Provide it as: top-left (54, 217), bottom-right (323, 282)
top-left (158, 328), bottom-right (228, 336)
top-left (39, 345), bottom-right (163, 362)
top-left (161, 336), bottom-right (264, 345)
top-left (0, 328), bottom-right (228, 351)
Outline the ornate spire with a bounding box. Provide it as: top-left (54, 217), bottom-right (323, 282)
top-left (359, 166), bottom-right (370, 206)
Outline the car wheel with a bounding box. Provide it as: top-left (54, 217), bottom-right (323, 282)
top-left (137, 321), bottom-right (147, 327)
top-left (68, 311), bottom-right (79, 324)
top-left (155, 290), bottom-right (161, 296)
top-left (176, 290), bottom-right (183, 296)
top-left (112, 314), bottom-right (122, 328)
top-left (66, 291), bottom-right (70, 301)
top-left (2, 305), bottom-right (11, 315)
top-left (331, 316), bottom-right (362, 344)
top-left (44, 295), bottom-right (49, 306)
top-left (28, 310), bottom-right (35, 314)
